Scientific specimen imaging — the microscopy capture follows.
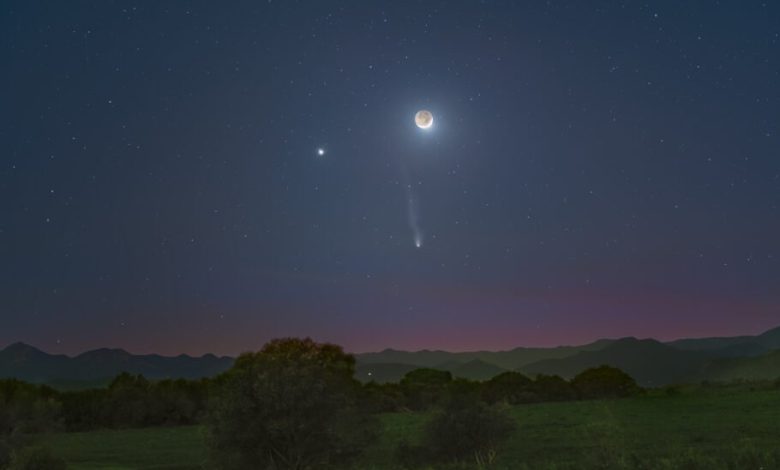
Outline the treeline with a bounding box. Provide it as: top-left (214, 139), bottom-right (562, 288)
top-left (0, 365), bottom-right (639, 433)
top-left (0, 374), bottom-right (210, 434)
top-left (0, 364), bottom-right (640, 433)
top-left (1, 339), bottom-right (643, 469)
top-left (60, 373), bottom-right (210, 430)
top-left (364, 365), bottom-right (641, 413)
top-left (0, 374), bottom-right (215, 468)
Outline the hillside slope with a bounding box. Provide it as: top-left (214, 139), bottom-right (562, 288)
top-left (522, 338), bottom-right (711, 386)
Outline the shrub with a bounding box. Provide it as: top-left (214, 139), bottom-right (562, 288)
top-left (394, 439), bottom-right (431, 469)
top-left (6, 447), bottom-right (66, 470)
top-left (400, 368), bottom-right (453, 410)
top-left (0, 380), bottom-right (62, 468)
top-left (206, 338), bottom-right (377, 470)
top-left (0, 438), bottom-right (14, 470)
top-left (663, 385), bottom-right (681, 397)
top-left (572, 366), bottom-right (641, 399)
top-left (103, 373), bottom-right (153, 427)
top-left (533, 374), bottom-right (577, 401)
top-left (398, 397), bottom-right (515, 468)
top-left (481, 371), bottom-right (536, 404)
top-left (360, 381), bottom-right (404, 413)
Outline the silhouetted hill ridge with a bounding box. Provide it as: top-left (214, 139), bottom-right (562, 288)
top-left (665, 326), bottom-right (780, 361)
top-left (696, 349), bottom-right (780, 382)
top-left (4, 325), bottom-right (780, 386)
top-left (356, 339), bottom-right (616, 371)
top-left (522, 337), bottom-right (712, 386)
top-left (0, 343), bottom-right (233, 385)
top-left (448, 359), bottom-right (507, 381)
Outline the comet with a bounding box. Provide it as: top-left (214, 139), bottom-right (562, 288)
top-left (406, 184), bottom-right (423, 248)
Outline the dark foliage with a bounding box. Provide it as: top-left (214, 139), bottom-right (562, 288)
top-left (59, 373), bottom-right (208, 430)
top-left (0, 380), bottom-right (61, 468)
top-left (359, 381), bottom-right (404, 413)
top-left (398, 396), bottom-right (516, 468)
top-left (6, 447), bottom-right (66, 470)
top-left (533, 374), bottom-right (577, 401)
top-left (399, 368), bottom-right (453, 410)
top-left (572, 365), bottom-right (642, 399)
top-left (448, 378), bottom-right (482, 400)
top-left (481, 371), bottom-right (536, 404)
top-left (394, 439), bottom-right (432, 469)
top-left (206, 338), bottom-right (377, 470)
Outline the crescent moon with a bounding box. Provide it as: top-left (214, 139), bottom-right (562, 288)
top-left (415, 110), bottom-right (433, 129)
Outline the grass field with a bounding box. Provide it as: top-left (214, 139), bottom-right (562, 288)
top-left (40, 385), bottom-right (780, 469)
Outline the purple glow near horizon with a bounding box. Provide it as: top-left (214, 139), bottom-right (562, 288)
top-left (2, 2), bottom-right (779, 356)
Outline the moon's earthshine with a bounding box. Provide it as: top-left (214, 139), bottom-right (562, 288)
top-left (415, 110), bottom-right (433, 129)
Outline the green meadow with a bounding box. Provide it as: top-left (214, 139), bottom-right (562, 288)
top-left (39, 384), bottom-right (780, 469)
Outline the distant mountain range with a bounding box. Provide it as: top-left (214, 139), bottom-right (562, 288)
top-left (3, 326), bottom-right (780, 388)
top-left (0, 343), bottom-right (233, 388)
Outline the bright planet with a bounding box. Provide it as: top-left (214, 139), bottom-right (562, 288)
top-left (415, 110), bottom-right (433, 129)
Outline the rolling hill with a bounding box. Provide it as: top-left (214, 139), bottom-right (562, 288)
top-left (3, 325), bottom-right (780, 387)
top-left (666, 326), bottom-right (780, 357)
top-left (696, 350), bottom-right (780, 382)
top-left (355, 362), bottom-right (418, 383)
top-left (356, 339), bottom-right (615, 371)
top-left (521, 338), bottom-right (711, 386)
top-left (0, 343), bottom-right (233, 386)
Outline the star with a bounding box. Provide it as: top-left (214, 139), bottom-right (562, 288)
top-left (317, 148), bottom-right (325, 156)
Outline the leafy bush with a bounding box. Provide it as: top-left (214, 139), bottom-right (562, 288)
top-left (360, 381), bottom-right (404, 413)
top-left (394, 439), bottom-right (432, 469)
top-left (663, 385), bottom-right (681, 396)
top-left (6, 447), bottom-right (66, 470)
top-left (481, 371), bottom-right (535, 404)
top-left (533, 374), bottom-right (577, 401)
top-left (57, 374), bottom-right (209, 430)
top-left (0, 380), bottom-right (62, 468)
top-left (400, 368), bottom-right (453, 410)
top-left (398, 397), bottom-right (515, 468)
top-left (572, 366), bottom-right (641, 399)
top-left (206, 338), bottom-right (377, 470)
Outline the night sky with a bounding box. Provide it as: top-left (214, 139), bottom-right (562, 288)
top-left (2, 2), bottom-right (779, 356)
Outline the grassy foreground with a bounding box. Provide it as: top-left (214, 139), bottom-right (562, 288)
top-left (40, 385), bottom-right (780, 469)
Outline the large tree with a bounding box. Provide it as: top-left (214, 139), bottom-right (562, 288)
top-left (572, 365), bottom-right (641, 399)
top-left (207, 338), bottom-right (376, 470)
top-left (399, 368), bottom-right (453, 410)
top-left (481, 371), bottom-right (536, 404)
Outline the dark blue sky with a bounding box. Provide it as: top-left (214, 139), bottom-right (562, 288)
top-left (2, 1), bottom-right (779, 355)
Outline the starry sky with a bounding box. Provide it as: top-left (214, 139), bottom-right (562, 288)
top-left (2, 1), bottom-right (779, 356)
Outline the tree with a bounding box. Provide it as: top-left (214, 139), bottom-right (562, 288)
top-left (399, 368), bottom-right (453, 410)
top-left (533, 374), bottom-right (576, 401)
top-left (59, 389), bottom-right (107, 431)
top-left (104, 373), bottom-right (152, 427)
top-left (206, 338), bottom-right (376, 470)
top-left (149, 378), bottom-right (207, 425)
top-left (360, 381), bottom-right (404, 413)
top-left (482, 371), bottom-right (536, 404)
top-left (571, 365), bottom-right (641, 399)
